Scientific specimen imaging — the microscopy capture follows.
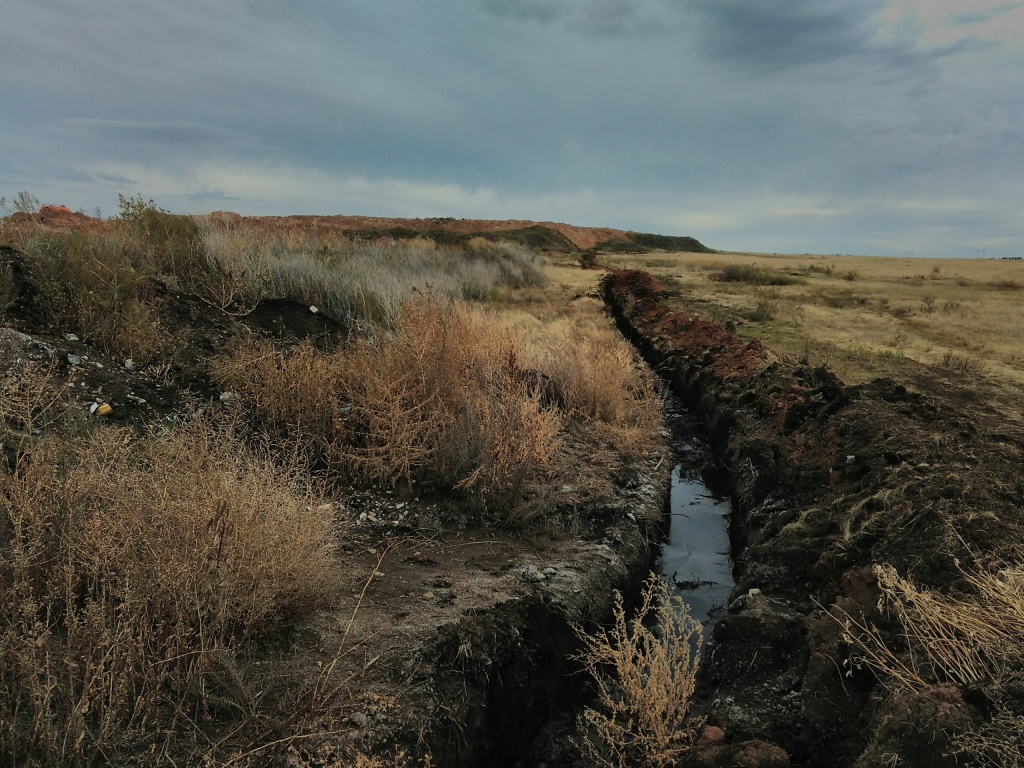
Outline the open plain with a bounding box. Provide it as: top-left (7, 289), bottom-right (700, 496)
top-left (2, 207), bottom-right (1023, 767)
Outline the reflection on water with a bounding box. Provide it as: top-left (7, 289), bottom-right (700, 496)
top-left (660, 467), bottom-right (734, 630)
top-left (657, 397), bottom-right (735, 637)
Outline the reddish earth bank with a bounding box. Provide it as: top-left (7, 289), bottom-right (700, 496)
top-left (603, 269), bottom-right (1024, 767)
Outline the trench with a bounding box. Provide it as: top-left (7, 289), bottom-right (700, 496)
top-left (508, 394), bottom-right (736, 767)
top-left (659, 395), bottom-right (736, 636)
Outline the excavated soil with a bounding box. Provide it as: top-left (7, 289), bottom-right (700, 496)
top-left (604, 269), bottom-right (1024, 768)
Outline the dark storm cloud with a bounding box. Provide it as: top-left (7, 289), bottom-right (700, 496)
top-left (682, 0), bottom-right (901, 70)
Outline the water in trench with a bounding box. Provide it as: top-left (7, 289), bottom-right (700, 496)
top-left (518, 396), bottom-right (734, 766)
top-left (658, 397), bottom-right (736, 635)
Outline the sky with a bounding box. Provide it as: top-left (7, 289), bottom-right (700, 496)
top-left (2, 0), bottom-right (1023, 257)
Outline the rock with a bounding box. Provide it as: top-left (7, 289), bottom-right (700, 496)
top-left (856, 685), bottom-right (972, 768)
top-left (699, 725), bottom-right (727, 747)
top-left (66, 354), bottom-right (82, 366)
top-left (124, 359), bottom-right (134, 370)
top-left (65, 333), bottom-right (79, 341)
top-left (219, 391), bottom-right (239, 403)
top-left (519, 565), bottom-right (545, 583)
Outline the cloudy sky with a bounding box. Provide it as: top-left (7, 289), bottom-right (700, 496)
top-left (2, 0), bottom-right (1023, 257)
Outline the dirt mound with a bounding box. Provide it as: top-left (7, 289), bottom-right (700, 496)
top-left (0, 247), bottom-right (348, 425)
top-left (604, 269), bottom-right (1024, 766)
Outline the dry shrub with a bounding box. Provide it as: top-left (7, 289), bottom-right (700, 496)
top-left (22, 229), bottom-right (174, 364)
top-left (575, 575), bottom-right (703, 768)
top-left (337, 297), bottom-right (560, 515)
top-left (214, 297), bottom-right (661, 522)
top-left (213, 337), bottom-right (345, 449)
top-left (0, 414), bottom-right (341, 765)
top-left (837, 563), bottom-right (1024, 767)
top-left (212, 297), bottom-right (561, 519)
top-left (0, 359), bottom-right (68, 454)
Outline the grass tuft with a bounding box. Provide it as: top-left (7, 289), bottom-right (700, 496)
top-left (574, 575), bottom-right (703, 768)
top-left (711, 263), bottom-right (803, 286)
top-left (0, 403), bottom-right (341, 764)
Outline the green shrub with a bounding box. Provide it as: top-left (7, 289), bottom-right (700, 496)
top-left (711, 264), bottom-right (803, 286)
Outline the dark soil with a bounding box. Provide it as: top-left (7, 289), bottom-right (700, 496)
top-left (604, 269), bottom-right (1024, 767)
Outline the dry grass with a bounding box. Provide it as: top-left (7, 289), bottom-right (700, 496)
top-left (212, 294), bottom-right (660, 523)
top-left (0, 378), bottom-right (342, 765)
top-left (11, 206), bottom-right (545, 367)
top-left (21, 229), bottom-right (175, 365)
top-left (197, 219), bottom-right (544, 326)
top-left (937, 350), bottom-right (987, 375)
top-left (604, 250), bottom-right (1024, 391)
top-left (575, 575), bottom-right (703, 768)
top-left (836, 563), bottom-right (1024, 767)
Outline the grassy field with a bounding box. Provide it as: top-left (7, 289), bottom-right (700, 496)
top-left (4, 202), bottom-right (1023, 765)
top-left (598, 250), bottom-right (1024, 401)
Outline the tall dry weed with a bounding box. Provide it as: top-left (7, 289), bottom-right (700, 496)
top-left (0, 412), bottom-right (341, 765)
top-left (575, 575), bottom-right (703, 768)
top-left (337, 298), bottom-right (560, 514)
top-left (837, 562), bottom-right (1024, 767)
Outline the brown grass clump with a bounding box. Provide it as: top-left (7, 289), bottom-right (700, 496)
top-left (0, 407), bottom-right (341, 765)
top-left (213, 296), bottom-right (660, 523)
top-left (711, 263), bottom-right (802, 286)
top-left (938, 350), bottom-right (987, 375)
top-left (837, 563), bottom-right (1024, 767)
top-left (575, 576), bottom-right (703, 768)
top-left (336, 297), bottom-right (560, 515)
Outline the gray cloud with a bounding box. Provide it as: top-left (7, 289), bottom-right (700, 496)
top-left (479, 0), bottom-right (561, 23)
top-left (681, 0), bottom-right (901, 71)
top-left (1, 0), bottom-right (1023, 256)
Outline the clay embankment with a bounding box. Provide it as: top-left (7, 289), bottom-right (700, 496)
top-left (603, 269), bottom-right (1024, 767)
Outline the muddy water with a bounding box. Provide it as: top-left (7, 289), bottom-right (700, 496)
top-left (659, 399), bottom-right (735, 634)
